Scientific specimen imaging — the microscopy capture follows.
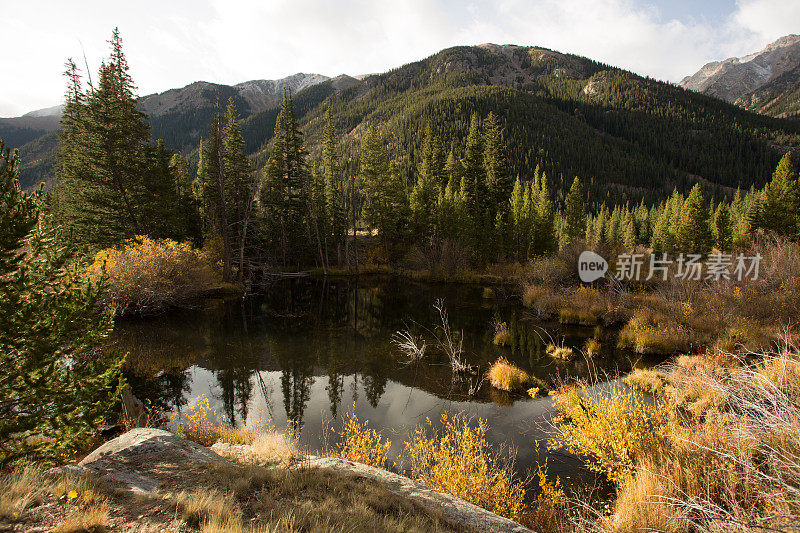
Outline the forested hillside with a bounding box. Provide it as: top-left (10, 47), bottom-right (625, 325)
top-left (289, 44), bottom-right (799, 203)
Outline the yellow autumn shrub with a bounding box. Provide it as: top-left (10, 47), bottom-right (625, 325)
top-left (551, 385), bottom-right (674, 485)
top-left (334, 411), bottom-right (391, 469)
top-left (87, 236), bottom-right (219, 316)
top-left (403, 413), bottom-right (527, 524)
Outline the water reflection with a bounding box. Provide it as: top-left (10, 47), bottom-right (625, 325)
top-left (115, 277), bottom-right (650, 480)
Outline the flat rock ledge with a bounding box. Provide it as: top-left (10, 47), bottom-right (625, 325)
top-left (48, 429), bottom-right (533, 533)
top-left (47, 428), bottom-right (230, 495)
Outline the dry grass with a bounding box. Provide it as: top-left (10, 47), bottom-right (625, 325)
top-left (0, 464), bottom-right (46, 519)
top-left (177, 489), bottom-right (239, 528)
top-left (487, 358), bottom-right (531, 392)
top-left (53, 504), bottom-right (110, 533)
top-left (2, 451), bottom-right (459, 533)
top-left (623, 368), bottom-right (671, 396)
top-left (250, 433), bottom-right (301, 465)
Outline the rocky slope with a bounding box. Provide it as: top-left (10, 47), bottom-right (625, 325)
top-left (680, 34), bottom-right (800, 117)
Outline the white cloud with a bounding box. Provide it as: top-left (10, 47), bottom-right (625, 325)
top-left (1, 0), bottom-right (798, 117)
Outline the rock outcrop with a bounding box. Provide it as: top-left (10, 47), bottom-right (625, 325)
top-left (48, 429), bottom-right (533, 532)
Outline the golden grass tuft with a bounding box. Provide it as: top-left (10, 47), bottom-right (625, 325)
top-left (176, 489), bottom-right (239, 529)
top-left (487, 358), bottom-right (531, 392)
top-left (546, 344), bottom-right (574, 360)
top-left (492, 321), bottom-right (512, 346)
top-left (623, 368), bottom-right (670, 396)
top-left (250, 432), bottom-right (300, 465)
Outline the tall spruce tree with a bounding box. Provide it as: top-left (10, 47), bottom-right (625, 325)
top-left (261, 88), bottom-right (311, 267)
top-left (713, 202), bottom-right (733, 251)
top-left (55, 29), bottom-right (193, 248)
top-left (530, 173), bottom-right (557, 255)
top-left (221, 98), bottom-right (256, 279)
top-left (759, 152), bottom-right (799, 237)
top-left (483, 112), bottom-right (511, 220)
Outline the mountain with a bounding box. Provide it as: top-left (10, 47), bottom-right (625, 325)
top-left (680, 35), bottom-right (800, 118)
top-left (4, 72), bottom-right (335, 188)
top-left (7, 45), bottom-right (800, 199)
top-left (283, 43), bottom-right (799, 201)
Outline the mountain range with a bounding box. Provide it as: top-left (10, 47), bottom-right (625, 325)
top-left (4, 39), bottom-right (800, 200)
top-left (680, 34), bottom-right (800, 118)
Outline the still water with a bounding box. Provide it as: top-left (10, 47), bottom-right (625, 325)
top-left (116, 277), bottom-right (647, 486)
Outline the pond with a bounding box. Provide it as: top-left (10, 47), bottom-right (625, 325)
top-left (116, 277), bottom-right (651, 491)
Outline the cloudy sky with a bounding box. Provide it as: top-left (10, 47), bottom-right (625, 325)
top-left (2, 0), bottom-right (799, 117)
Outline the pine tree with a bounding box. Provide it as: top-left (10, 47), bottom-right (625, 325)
top-left (221, 98), bottom-right (256, 279)
top-left (462, 113), bottom-right (485, 225)
top-left (563, 177), bottom-right (586, 245)
top-left (0, 140), bottom-right (124, 465)
top-left (360, 128), bottom-right (410, 261)
top-left (420, 125), bottom-right (447, 194)
top-left (322, 108), bottom-right (346, 267)
top-left (199, 97), bottom-right (232, 279)
top-left (444, 150), bottom-right (462, 191)
top-left (713, 202), bottom-right (733, 251)
top-left (55, 29), bottom-right (191, 248)
top-left (759, 152), bottom-right (799, 237)
top-left (530, 173), bottom-right (556, 255)
top-left (260, 88), bottom-right (311, 267)
top-left (677, 184), bottom-right (713, 254)
top-left (623, 210), bottom-right (638, 249)
top-left (483, 112), bottom-right (511, 220)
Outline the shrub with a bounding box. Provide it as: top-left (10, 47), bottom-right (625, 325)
top-left (87, 236), bottom-right (219, 316)
top-left (610, 347), bottom-right (800, 532)
top-left (482, 287), bottom-right (496, 299)
top-left (487, 358), bottom-right (531, 391)
top-left (403, 413), bottom-right (527, 524)
top-left (173, 394), bottom-right (272, 447)
top-left (334, 411), bottom-right (391, 469)
top-left (551, 385), bottom-right (674, 485)
top-left (521, 283), bottom-right (555, 318)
